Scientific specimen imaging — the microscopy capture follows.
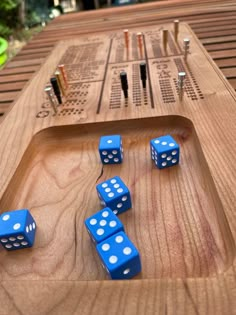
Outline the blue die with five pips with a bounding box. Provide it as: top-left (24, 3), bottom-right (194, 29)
top-left (99, 135), bottom-right (123, 164)
top-left (85, 207), bottom-right (124, 244)
top-left (150, 135), bottom-right (180, 169)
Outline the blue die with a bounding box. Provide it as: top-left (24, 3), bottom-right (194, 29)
top-left (96, 231), bottom-right (141, 279)
top-left (96, 176), bottom-right (131, 215)
top-left (84, 207), bottom-right (124, 244)
top-left (150, 135), bottom-right (179, 169)
top-left (99, 135), bottom-right (123, 164)
top-left (0, 209), bottom-right (36, 251)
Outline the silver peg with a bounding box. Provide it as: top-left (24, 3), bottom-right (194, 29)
top-left (174, 20), bottom-right (179, 42)
top-left (183, 38), bottom-right (190, 62)
top-left (178, 72), bottom-right (186, 101)
top-left (44, 86), bottom-right (57, 114)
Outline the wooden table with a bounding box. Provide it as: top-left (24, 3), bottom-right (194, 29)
top-left (0, 1), bottom-right (236, 314)
top-left (0, 0), bottom-right (236, 120)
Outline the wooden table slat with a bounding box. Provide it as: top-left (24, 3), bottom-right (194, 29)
top-left (0, 65), bottom-right (39, 76)
top-left (0, 91), bottom-right (19, 102)
top-left (210, 49), bottom-right (236, 59)
top-left (12, 52), bottom-right (50, 61)
top-left (5, 59), bottom-right (44, 69)
top-left (221, 67), bottom-right (236, 78)
top-left (204, 42), bottom-right (236, 52)
top-left (0, 81), bottom-right (26, 92)
top-left (0, 73), bottom-right (33, 83)
top-left (215, 57), bottom-right (236, 68)
top-left (228, 77), bottom-right (236, 88)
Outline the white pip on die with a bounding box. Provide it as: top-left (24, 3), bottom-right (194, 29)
top-left (150, 135), bottom-right (180, 169)
top-left (0, 209), bottom-right (36, 251)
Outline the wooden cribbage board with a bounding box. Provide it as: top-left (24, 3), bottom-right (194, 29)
top-left (36, 24), bottom-right (205, 121)
top-left (0, 23), bottom-right (236, 314)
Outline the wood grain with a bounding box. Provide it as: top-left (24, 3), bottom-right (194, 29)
top-left (0, 118), bottom-right (234, 280)
top-left (0, 22), bottom-right (235, 314)
top-left (1, 0), bottom-right (236, 119)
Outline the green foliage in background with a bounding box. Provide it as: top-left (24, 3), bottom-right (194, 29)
top-left (0, 0), bottom-right (21, 38)
top-left (24, 10), bottom-right (41, 28)
top-left (25, 0), bottom-right (49, 27)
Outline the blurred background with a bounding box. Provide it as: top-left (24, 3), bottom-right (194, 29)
top-left (0, 0), bottom-right (152, 65)
top-left (0, 0), bottom-right (152, 38)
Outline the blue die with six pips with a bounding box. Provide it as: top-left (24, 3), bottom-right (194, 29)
top-left (96, 176), bottom-right (132, 215)
top-left (0, 209), bottom-right (36, 251)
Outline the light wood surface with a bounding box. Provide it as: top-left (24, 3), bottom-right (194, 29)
top-left (0, 0), bottom-right (236, 121)
top-left (0, 22), bottom-right (236, 314)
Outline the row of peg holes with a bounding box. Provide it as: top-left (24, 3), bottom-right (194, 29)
top-left (173, 78), bottom-right (197, 100)
top-left (57, 108), bottom-right (84, 116)
top-left (64, 82), bottom-right (89, 109)
top-left (110, 80), bottom-right (121, 107)
top-left (174, 58), bottom-right (204, 100)
top-left (132, 34), bottom-right (138, 60)
top-left (167, 34), bottom-right (178, 56)
top-left (67, 91), bottom-right (89, 98)
top-left (115, 43), bottom-right (125, 63)
top-left (159, 79), bottom-right (175, 103)
top-left (188, 68), bottom-right (204, 99)
top-left (132, 64), bottom-right (142, 106)
top-left (69, 83), bottom-right (90, 91)
top-left (59, 46), bottom-right (81, 64)
top-left (152, 44), bottom-right (162, 57)
top-left (174, 58), bottom-right (197, 99)
top-left (64, 99), bottom-right (86, 106)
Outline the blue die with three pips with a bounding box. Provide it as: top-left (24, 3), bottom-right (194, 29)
top-left (96, 231), bottom-right (141, 280)
top-left (150, 134), bottom-right (179, 169)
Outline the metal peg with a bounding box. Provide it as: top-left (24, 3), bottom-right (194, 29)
top-left (183, 38), bottom-right (190, 62)
top-left (58, 64), bottom-right (68, 88)
top-left (44, 86), bottom-right (57, 114)
top-left (137, 32), bottom-right (143, 58)
top-left (50, 77), bottom-right (62, 105)
top-left (178, 72), bottom-right (186, 101)
top-left (55, 70), bottom-right (65, 96)
top-left (120, 71), bottom-right (128, 99)
top-left (124, 29), bottom-right (129, 49)
top-left (140, 62), bottom-right (147, 89)
top-left (163, 29), bottom-right (168, 54)
top-left (174, 20), bottom-right (179, 42)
